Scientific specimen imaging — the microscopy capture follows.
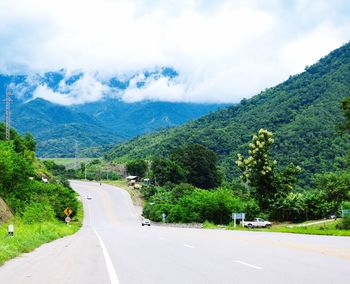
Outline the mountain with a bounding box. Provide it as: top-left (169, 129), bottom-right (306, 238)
top-left (5, 97), bottom-right (123, 157)
top-left (106, 42), bottom-right (350, 184)
top-left (72, 100), bottom-right (226, 139)
top-left (0, 72), bottom-right (227, 157)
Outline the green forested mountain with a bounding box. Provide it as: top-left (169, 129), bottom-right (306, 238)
top-left (0, 90), bottom-right (225, 157)
top-left (106, 42), bottom-right (350, 184)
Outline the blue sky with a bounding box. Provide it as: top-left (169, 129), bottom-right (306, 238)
top-left (1, 0), bottom-right (350, 105)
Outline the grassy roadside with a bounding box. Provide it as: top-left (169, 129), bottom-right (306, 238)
top-left (203, 219), bottom-right (350, 236)
top-left (0, 201), bottom-right (83, 266)
top-left (102, 180), bottom-right (144, 206)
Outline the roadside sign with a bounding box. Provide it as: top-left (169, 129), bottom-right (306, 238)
top-left (232, 213), bottom-right (246, 228)
top-left (64, 207), bottom-right (73, 216)
top-left (65, 216), bottom-right (71, 223)
top-left (342, 209), bottom-right (350, 217)
top-left (232, 213), bottom-right (245, 220)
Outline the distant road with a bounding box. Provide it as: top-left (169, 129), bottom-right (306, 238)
top-left (1, 180), bottom-right (350, 283)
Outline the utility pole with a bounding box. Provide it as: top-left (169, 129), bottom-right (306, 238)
top-left (5, 87), bottom-right (11, 140)
top-left (75, 141), bottom-right (79, 170)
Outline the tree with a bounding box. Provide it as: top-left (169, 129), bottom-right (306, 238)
top-left (341, 96), bottom-right (350, 131)
top-left (236, 129), bottom-right (300, 212)
top-left (314, 171), bottom-right (350, 214)
top-left (236, 129), bottom-right (277, 211)
top-left (171, 144), bottom-right (222, 189)
top-left (0, 141), bottom-right (32, 193)
top-left (23, 133), bottom-right (36, 152)
top-left (126, 159), bottom-right (148, 177)
top-left (150, 158), bottom-right (186, 186)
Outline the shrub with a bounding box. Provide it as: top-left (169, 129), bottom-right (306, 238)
top-left (174, 189), bottom-right (242, 224)
top-left (337, 214), bottom-right (350, 230)
top-left (21, 202), bottom-right (56, 224)
top-left (6, 181), bottom-right (78, 221)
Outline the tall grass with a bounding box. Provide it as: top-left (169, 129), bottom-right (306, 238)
top-left (0, 202), bottom-right (83, 266)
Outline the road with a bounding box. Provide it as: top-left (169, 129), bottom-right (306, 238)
top-left (1, 180), bottom-right (350, 283)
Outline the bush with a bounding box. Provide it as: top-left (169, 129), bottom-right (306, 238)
top-left (142, 183), bottom-right (250, 225)
top-left (6, 181), bottom-right (78, 221)
top-left (173, 188), bottom-right (243, 224)
top-left (141, 185), bottom-right (158, 201)
top-left (21, 202), bottom-right (56, 224)
top-left (126, 159), bottom-right (148, 177)
top-left (337, 214), bottom-right (350, 230)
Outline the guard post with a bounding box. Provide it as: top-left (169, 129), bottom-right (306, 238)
top-left (8, 224), bottom-right (14, 237)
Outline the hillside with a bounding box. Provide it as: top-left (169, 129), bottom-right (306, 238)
top-left (0, 72), bottom-right (226, 157)
top-left (106, 42), bottom-right (350, 184)
top-left (0, 198), bottom-right (12, 224)
top-left (10, 98), bottom-right (123, 157)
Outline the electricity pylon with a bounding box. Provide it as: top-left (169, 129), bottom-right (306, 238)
top-left (5, 87), bottom-right (12, 140)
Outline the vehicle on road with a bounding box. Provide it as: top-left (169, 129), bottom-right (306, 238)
top-left (142, 219), bottom-right (151, 226)
top-left (87, 194), bottom-right (92, 200)
top-left (327, 214), bottom-right (337, 219)
top-left (242, 218), bottom-right (272, 228)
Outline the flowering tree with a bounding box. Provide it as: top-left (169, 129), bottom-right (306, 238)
top-left (236, 129), bottom-right (300, 212)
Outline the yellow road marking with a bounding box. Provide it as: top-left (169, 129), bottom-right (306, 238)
top-left (98, 188), bottom-right (119, 226)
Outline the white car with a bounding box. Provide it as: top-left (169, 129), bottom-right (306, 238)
top-left (242, 218), bottom-right (272, 228)
top-left (142, 219), bottom-right (151, 226)
top-left (87, 194), bottom-right (92, 200)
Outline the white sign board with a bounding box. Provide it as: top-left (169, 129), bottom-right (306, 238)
top-left (232, 213), bottom-right (245, 220)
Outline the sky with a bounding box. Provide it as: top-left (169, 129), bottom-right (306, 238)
top-left (1, 0), bottom-right (350, 105)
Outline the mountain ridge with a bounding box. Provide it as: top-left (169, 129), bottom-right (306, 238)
top-left (0, 81), bottom-right (227, 156)
top-left (106, 41), bottom-right (350, 184)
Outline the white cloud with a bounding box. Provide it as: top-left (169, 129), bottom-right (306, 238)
top-left (122, 75), bottom-right (187, 103)
top-left (32, 73), bottom-right (111, 105)
top-left (1, 0), bottom-right (350, 104)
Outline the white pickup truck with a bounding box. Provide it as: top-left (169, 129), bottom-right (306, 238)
top-left (242, 218), bottom-right (272, 228)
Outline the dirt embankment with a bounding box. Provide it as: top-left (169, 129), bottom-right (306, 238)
top-left (0, 197), bottom-right (13, 224)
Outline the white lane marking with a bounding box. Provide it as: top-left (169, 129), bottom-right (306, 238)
top-left (94, 230), bottom-right (120, 284)
top-left (235, 260), bottom-right (262, 270)
top-left (184, 244), bottom-right (195, 249)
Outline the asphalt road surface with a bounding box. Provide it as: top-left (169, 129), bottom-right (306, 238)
top-left (1, 180), bottom-right (350, 284)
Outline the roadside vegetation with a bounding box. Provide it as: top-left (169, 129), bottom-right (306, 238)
top-left (137, 130), bottom-right (350, 228)
top-left (0, 124), bottom-right (82, 265)
top-left (203, 215), bottom-right (350, 237)
top-left (0, 203), bottom-right (82, 265)
top-left (51, 120), bottom-right (350, 236)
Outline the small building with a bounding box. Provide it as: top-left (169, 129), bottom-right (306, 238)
top-left (126, 176), bottom-right (140, 186)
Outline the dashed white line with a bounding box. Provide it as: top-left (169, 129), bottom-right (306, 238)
top-left (184, 244), bottom-right (195, 249)
top-left (235, 260), bottom-right (262, 270)
top-left (94, 230), bottom-right (120, 284)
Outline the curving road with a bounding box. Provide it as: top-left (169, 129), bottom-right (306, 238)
top-left (1, 180), bottom-right (350, 283)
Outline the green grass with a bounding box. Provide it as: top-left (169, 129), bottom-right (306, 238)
top-left (270, 220), bottom-right (350, 236)
top-left (204, 219), bottom-right (350, 236)
top-left (0, 201), bottom-right (83, 266)
top-left (202, 220), bottom-right (218, 229)
top-left (40, 158), bottom-right (92, 169)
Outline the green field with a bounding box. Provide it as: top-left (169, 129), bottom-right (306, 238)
top-left (40, 158), bottom-right (93, 169)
